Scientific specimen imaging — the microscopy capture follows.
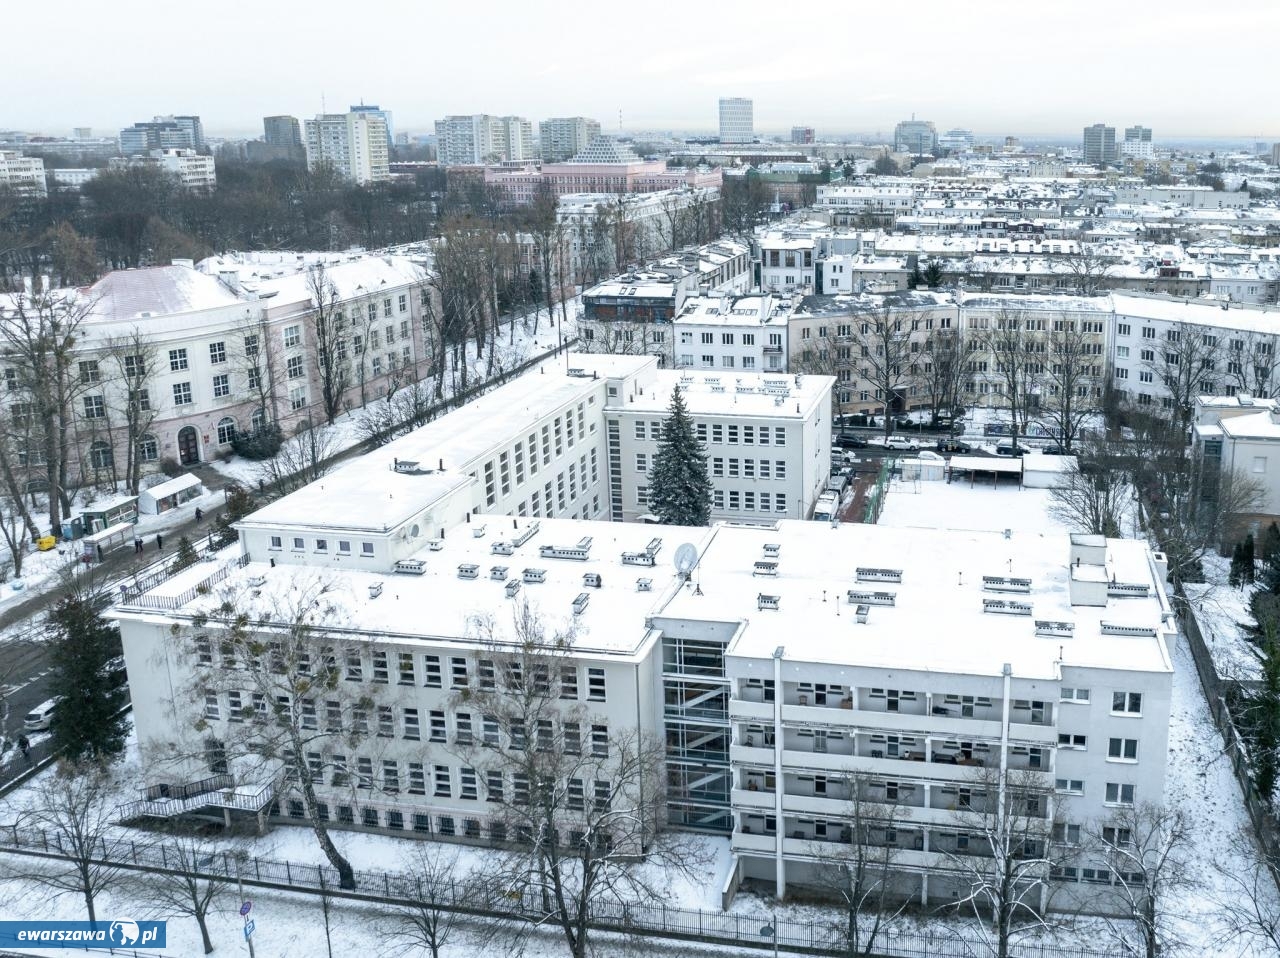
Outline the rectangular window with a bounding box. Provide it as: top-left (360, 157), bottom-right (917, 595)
top-left (403, 708), bottom-right (420, 740)
top-left (451, 657), bottom-right (469, 688)
top-left (563, 721), bottom-right (581, 754)
top-left (289, 386), bottom-right (306, 410)
top-left (287, 355), bottom-right (304, 379)
top-left (82, 395), bottom-right (105, 419)
top-left (485, 770), bottom-right (504, 802)
top-left (1108, 738), bottom-right (1139, 761)
top-left (1105, 782), bottom-right (1135, 806)
top-left (377, 705), bottom-right (394, 738)
top-left (1111, 692), bottom-right (1143, 715)
top-left (408, 763), bottom-right (425, 795)
top-left (382, 760), bottom-right (400, 793)
top-left (460, 767), bottom-right (477, 800)
top-left (591, 723), bottom-right (609, 757)
top-left (1054, 779), bottom-right (1085, 795)
top-left (587, 668), bottom-right (606, 702)
top-left (430, 709), bottom-right (446, 742)
top-left (284, 325), bottom-right (301, 348)
top-left (1058, 733), bottom-right (1087, 749)
top-left (169, 348), bottom-right (188, 371)
top-left (560, 665), bottom-right (578, 699)
top-left (423, 655), bottom-right (442, 687)
top-left (397, 652), bottom-right (415, 685)
top-left (212, 373), bottom-right (230, 398)
top-left (434, 765), bottom-right (451, 797)
top-left (372, 651), bottom-right (389, 683)
top-left (1060, 687), bottom-right (1090, 703)
top-left (172, 382), bottom-right (193, 406)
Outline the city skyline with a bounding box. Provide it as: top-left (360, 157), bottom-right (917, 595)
top-left (7, 0), bottom-right (1279, 140)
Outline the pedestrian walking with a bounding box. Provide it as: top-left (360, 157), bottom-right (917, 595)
top-left (96, 544), bottom-right (104, 562)
top-left (134, 536), bottom-right (144, 554)
top-left (17, 735), bottom-right (31, 764)
top-left (195, 506), bottom-right (204, 522)
top-left (156, 533), bottom-right (164, 550)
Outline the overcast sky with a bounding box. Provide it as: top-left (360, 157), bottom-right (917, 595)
top-left (9, 0), bottom-right (1278, 141)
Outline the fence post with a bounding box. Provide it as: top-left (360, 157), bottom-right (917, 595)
top-left (285, 860), bottom-right (291, 884)
top-left (255, 857), bottom-right (260, 881)
top-left (385, 872), bottom-right (391, 896)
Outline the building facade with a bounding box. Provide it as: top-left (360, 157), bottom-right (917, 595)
top-left (304, 112), bottom-right (390, 184)
top-left (434, 115), bottom-right (535, 166)
top-left (719, 98), bottom-right (754, 144)
top-left (894, 120), bottom-right (937, 156)
top-left (674, 293), bottom-right (790, 374)
top-left (109, 149), bottom-right (216, 191)
top-left (539, 117), bottom-right (602, 162)
top-left (1082, 125), bottom-right (1117, 166)
top-left (0, 151), bottom-right (47, 196)
top-left (119, 115), bottom-right (203, 154)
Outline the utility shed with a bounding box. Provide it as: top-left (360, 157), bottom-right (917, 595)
top-left (1023, 454), bottom-right (1077, 489)
top-left (948, 455), bottom-right (1023, 487)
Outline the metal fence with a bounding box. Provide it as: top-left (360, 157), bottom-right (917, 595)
top-left (0, 824), bottom-right (1118, 958)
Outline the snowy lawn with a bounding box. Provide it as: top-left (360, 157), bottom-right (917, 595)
top-left (1184, 553), bottom-right (1263, 682)
top-left (876, 475), bottom-right (1075, 535)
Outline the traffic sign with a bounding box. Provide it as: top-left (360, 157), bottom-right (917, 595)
top-left (239, 901), bottom-right (252, 917)
top-left (243, 920), bottom-right (255, 940)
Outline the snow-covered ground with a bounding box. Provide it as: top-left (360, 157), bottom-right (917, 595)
top-left (1184, 553), bottom-right (1263, 683)
top-left (877, 474), bottom-right (1075, 535)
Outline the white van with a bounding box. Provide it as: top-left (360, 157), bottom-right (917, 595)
top-left (24, 698), bottom-right (58, 732)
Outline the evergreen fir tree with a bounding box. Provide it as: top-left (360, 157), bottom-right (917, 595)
top-left (170, 535), bottom-right (200, 574)
top-left (47, 596), bottom-right (128, 763)
top-left (1244, 533), bottom-right (1257, 585)
top-left (1230, 542), bottom-right (1243, 588)
top-left (648, 386), bottom-right (712, 527)
top-left (1263, 522), bottom-right (1280, 566)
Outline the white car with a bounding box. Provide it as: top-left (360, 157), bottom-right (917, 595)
top-left (884, 436), bottom-right (919, 452)
top-left (916, 450), bottom-right (945, 461)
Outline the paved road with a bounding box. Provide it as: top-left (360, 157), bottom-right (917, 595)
top-left (0, 490), bottom-right (232, 755)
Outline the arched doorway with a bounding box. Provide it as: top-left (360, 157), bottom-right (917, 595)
top-left (177, 426), bottom-right (199, 465)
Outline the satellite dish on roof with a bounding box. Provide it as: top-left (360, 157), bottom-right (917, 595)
top-left (674, 543), bottom-right (698, 575)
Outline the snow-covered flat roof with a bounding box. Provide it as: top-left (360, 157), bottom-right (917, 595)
top-left (623, 370), bottom-right (832, 419)
top-left (673, 521), bottom-right (1172, 679)
top-left (1219, 409), bottom-right (1280, 440)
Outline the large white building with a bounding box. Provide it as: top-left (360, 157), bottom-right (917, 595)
top-left (674, 293), bottom-right (790, 373)
top-left (434, 115), bottom-right (535, 166)
top-left (115, 501), bottom-right (1173, 913)
top-left (718, 98), bottom-right (754, 144)
top-left (304, 111), bottom-right (390, 184)
top-left (539, 117), bottom-right (601, 163)
top-left (0, 151), bottom-right (47, 196)
top-left (109, 149), bottom-right (217, 192)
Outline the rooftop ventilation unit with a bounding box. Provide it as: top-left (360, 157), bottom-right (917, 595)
top-left (393, 559), bottom-right (426, 576)
top-left (983, 575), bottom-right (1033, 593)
top-left (457, 563), bottom-right (479, 579)
top-left (753, 560), bottom-right (779, 577)
top-left (522, 568), bottom-right (546, 583)
top-left (622, 550), bottom-right (656, 567)
top-left (847, 588), bottom-right (896, 607)
top-left (1035, 620), bottom-right (1075, 638)
top-left (1106, 582), bottom-right (1151, 598)
top-left (856, 567), bottom-right (903, 583)
top-left (757, 593), bottom-right (780, 611)
top-left (583, 572), bottom-right (602, 588)
top-left (368, 582), bottom-right (384, 600)
top-left (983, 598), bottom-right (1033, 616)
top-left (472, 524), bottom-right (487, 539)
top-left (763, 543), bottom-right (781, 557)
top-left (427, 539), bottom-right (444, 551)
top-left (572, 593), bottom-right (591, 615)
top-left (513, 522), bottom-right (541, 548)
top-left (504, 579), bottom-right (521, 598)
top-left (1100, 622), bottom-right (1159, 638)
top-left (855, 604), bottom-right (870, 624)
top-left (491, 541), bottom-right (514, 556)
top-left (636, 578), bottom-right (652, 592)
top-left (645, 537), bottom-right (663, 557)
top-left (540, 537), bottom-right (593, 561)
top-left (489, 565), bottom-right (509, 581)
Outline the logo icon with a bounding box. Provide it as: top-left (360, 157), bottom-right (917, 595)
top-left (109, 920), bottom-right (140, 946)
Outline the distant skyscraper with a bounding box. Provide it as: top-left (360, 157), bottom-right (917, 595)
top-left (539, 117), bottom-right (602, 162)
top-left (791, 126), bottom-right (815, 145)
top-left (304, 111), bottom-right (390, 184)
top-left (718, 98), bottom-right (753, 144)
top-left (434, 115), bottom-right (535, 165)
top-left (894, 119), bottom-right (937, 155)
top-left (263, 115), bottom-right (302, 150)
top-left (73, 127), bottom-right (92, 140)
top-left (350, 103), bottom-right (394, 151)
top-left (1083, 123), bottom-right (1117, 165)
top-left (1124, 125), bottom-right (1152, 143)
top-left (937, 128), bottom-right (974, 151)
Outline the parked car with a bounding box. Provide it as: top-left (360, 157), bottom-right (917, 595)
top-left (995, 443), bottom-right (1031, 457)
top-left (916, 450), bottom-right (945, 462)
top-left (936, 439), bottom-right (971, 454)
top-left (834, 433), bottom-right (868, 449)
top-left (24, 698), bottom-right (59, 732)
top-left (1040, 443), bottom-right (1066, 455)
top-left (885, 436), bottom-right (920, 452)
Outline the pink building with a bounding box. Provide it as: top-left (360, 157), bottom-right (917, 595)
top-left (482, 136), bottom-right (721, 206)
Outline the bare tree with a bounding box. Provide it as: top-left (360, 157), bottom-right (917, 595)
top-left (1039, 315), bottom-right (1104, 452)
top-left (1223, 330), bottom-right (1280, 398)
top-left (0, 493), bottom-right (29, 578)
top-left (917, 327), bottom-right (976, 426)
top-left (306, 264), bottom-right (351, 425)
top-left (1149, 464), bottom-right (1266, 580)
top-left (1054, 248), bottom-right (1114, 295)
top-left (1212, 826), bottom-right (1280, 954)
top-left (0, 405), bottom-right (40, 540)
top-left (940, 767), bottom-right (1058, 958)
top-left (173, 576), bottom-right (373, 889)
top-left (232, 313), bottom-right (282, 437)
top-left (980, 308), bottom-right (1045, 451)
top-left (11, 761), bottom-right (128, 923)
top-left (139, 834), bottom-right (222, 954)
top-left (257, 417), bottom-right (340, 496)
top-left (1047, 438), bottom-right (1131, 537)
top-left (1142, 323), bottom-right (1223, 435)
top-left (0, 289), bottom-right (96, 531)
top-left (807, 773), bottom-right (909, 956)
top-left (853, 303), bottom-right (915, 439)
top-left (102, 329), bottom-right (161, 496)
top-left (1089, 803), bottom-right (1190, 958)
top-left (450, 601), bottom-right (706, 958)
top-left (378, 845), bottom-right (476, 958)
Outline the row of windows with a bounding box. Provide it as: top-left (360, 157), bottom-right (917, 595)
top-left (681, 355), bottom-right (760, 370)
top-left (1056, 734), bottom-right (1140, 761)
top-left (1053, 779), bottom-right (1137, 805)
top-left (483, 407), bottom-right (591, 506)
top-left (268, 536), bottom-right (376, 555)
top-left (712, 490), bottom-right (789, 513)
top-left (710, 457), bottom-right (788, 480)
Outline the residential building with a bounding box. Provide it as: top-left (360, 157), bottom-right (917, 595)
top-left (114, 498), bottom-right (1173, 914)
top-left (894, 119), bottom-right (937, 156)
top-left (260, 115), bottom-right (305, 162)
top-left (937, 128), bottom-right (975, 152)
top-left (1082, 124), bottom-right (1117, 166)
top-left (350, 103), bottom-right (394, 151)
top-left (1124, 126), bottom-right (1153, 143)
top-left (304, 111), bottom-right (390, 184)
top-left (719, 98), bottom-right (754, 144)
top-left (1192, 394), bottom-right (1280, 534)
top-left (0, 151), bottom-right (47, 196)
top-left (539, 117), bottom-right (602, 162)
top-left (434, 115), bottom-right (535, 165)
top-left (109, 149), bottom-right (217, 191)
top-left (674, 293), bottom-right (790, 374)
top-left (49, 168), bottom-right (99, 190)
top-left (790, 127), bottom-right (815, 146)
top-left (1112, 184), bottom-right (1248, 210)
top-left (120, 115), bottom-right (203, 153)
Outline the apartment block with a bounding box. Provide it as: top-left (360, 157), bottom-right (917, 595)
top-left (108, 149), bottom-right (216, 191)
top-left (719, 98), bottom-right (754, 144)
top-left (539, 117), bottom-right (602, 162)
top-left (0, 151), bottom-right (47, 197)
top-left (304, 111), bottom-right (390, 184)
top-left (434, 115), bottom-right (535, 166)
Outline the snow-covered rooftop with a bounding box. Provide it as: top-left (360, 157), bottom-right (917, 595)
top-left (84, 264), bottom-right (244, 320)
